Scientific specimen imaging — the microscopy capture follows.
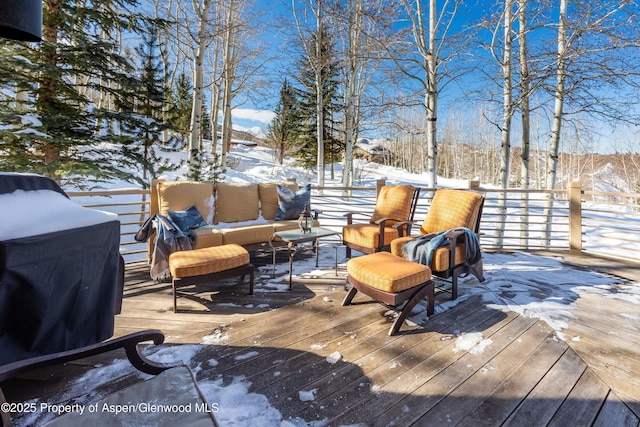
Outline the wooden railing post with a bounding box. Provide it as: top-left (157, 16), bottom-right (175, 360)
top-left (376, 178), bottom-right (386, 197)
top-left (569, 181), bottom-right (583, 253)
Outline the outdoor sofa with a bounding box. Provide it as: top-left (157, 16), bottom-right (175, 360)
top-left (147, 178), bottom-right (319, 261)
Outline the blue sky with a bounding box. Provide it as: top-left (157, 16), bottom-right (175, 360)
top-left (229, 1), bottom-right (638, 154)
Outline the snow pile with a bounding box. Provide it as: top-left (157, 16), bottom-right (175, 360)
top-left (452, 333), bottom-right (492, 355)
top-left (0, 190), bottom-right (117, 240)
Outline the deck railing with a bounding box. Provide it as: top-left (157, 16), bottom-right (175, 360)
top-left (66, 180), bottom-right (640, 267)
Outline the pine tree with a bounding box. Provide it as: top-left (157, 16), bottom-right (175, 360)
top-left (118, 21), bottom-right (178, 189)
top-left (292, 27), bottom-right (344, 171)
top-left (168, 72), bottom-right (193, 148)
top-left (267, 79), bottom-right (301, 164)
top-left (0, 0), bottom-right (149, 188)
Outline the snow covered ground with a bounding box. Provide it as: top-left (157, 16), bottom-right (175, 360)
top-left (13, 142), bottom-right (640, 426)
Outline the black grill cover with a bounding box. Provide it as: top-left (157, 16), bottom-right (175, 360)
top-left (0, 174), bottom-right (122, 365)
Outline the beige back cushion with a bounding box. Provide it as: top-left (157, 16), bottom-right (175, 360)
top-left (370, 185), bottom-right (416, 225)
top-left (214, 183), bottom-right (259, 224)
top-left (420, 189), bottom-right (484, 235)
top-left (157, 181), bottom-right (215, 224)
top-left (258, 182), bottom-right (299, 220)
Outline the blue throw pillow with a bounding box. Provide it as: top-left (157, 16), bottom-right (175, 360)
top-left (274, 184), bottom-right (311, 221)
top-left (167, 205), bottom-right (207, 231)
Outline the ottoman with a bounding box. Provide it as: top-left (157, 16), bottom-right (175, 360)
top-left (343, 251), bottom-right (434, 336)
top-left (169, 244), bottom-right (254, 313)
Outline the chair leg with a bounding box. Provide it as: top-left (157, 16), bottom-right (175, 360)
top-left (345, 246), bottom-right (352, 259)
top-left (172, 278), bottom-right (180, 313)
top-left (451, 273), bottom-right (458, 300)
top-left (342, 286), bottom-right (358, 306)
top-left (389, 283), bottom-right (433, 336)
top-left (248, 268), bottom-right (254, 295)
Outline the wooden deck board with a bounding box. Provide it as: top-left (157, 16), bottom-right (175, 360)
top-left (4, 251), bottom-right (640, 426)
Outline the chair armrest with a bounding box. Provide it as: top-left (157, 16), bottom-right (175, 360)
top-left (444, 229), bottom-right (464, 239)
top-left (0, 330), bottom-right (177, 383)
top-left (343, 212), bottom-right (354, 224)
top-left (373, 217), bottom-right (403, 225)
top-left (393, 220), bottom-right (418, 236)
top-left (312, 209), bottom-right (321, 220)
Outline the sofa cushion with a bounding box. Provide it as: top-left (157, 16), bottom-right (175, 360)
top-left (259, 182), bottom-right (299, 220)
top-left (220, 223), bottom-right (276, 246)
top-left (157, 181), bottom-right (214, 224)
top-left (215, 183), bottom-right (259, 224)
top-left (168, 205), bottom-right (207, 231)
top-left (274, 184), bottom-right (311, 221)
top-left (192, 226), bottom-right (224, 249)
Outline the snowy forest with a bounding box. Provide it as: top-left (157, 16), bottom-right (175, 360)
top-left (1, 0), bottom-right (640, 191)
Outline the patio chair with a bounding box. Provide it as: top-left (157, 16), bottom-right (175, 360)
top-left (0, 330), bottom-right (219, 427)
top-left (343, 185), bottom-right (420, 258)
top-left (391, 188), bottom-right (485, 300)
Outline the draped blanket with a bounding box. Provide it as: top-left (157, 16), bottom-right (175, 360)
top-left (402, 227), bottom-right (484, 282)
top-left (136, 214), bottom-right (193, 282)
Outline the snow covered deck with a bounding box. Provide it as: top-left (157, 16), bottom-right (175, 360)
top-left (4, 250), bottom-right (640, 426)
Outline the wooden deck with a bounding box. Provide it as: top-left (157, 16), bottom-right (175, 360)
top-left (4, 250), bottom-right (640, 426)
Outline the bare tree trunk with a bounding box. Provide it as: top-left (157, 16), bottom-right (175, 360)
top-left (543, 0), bottom-right (568, 246)
top-left (316, 0), bottom-right (325, 192)
top-left (341, 0), bottom-right (363, 194)
top-left (210, 13), bottom-right (223, 156)
top-left (518, 0), bottom-right (530, 247)
top-left (494, 0), bottom-right (514, 246)
top-left (426, 0), bottom-right (437, 188)
top-left (188, 0), bottom-right (211, 177)
top-left (220, 0), bottom-right (237, 171)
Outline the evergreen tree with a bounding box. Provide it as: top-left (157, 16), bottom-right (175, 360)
top-left (118, 21), bottom-right (178, 189)
top-left (201, 98), bottom-right (212, 142)
top-left (168, 72), bottom-right (193, 148)
top-left (0, 0), bottom-right (148, 188)
top-left (186, 149), bottom-right (225, 184)
top-left (267, 79), bottom-right (301, 164)
top-left (292, 28), bottom-right (344, 171)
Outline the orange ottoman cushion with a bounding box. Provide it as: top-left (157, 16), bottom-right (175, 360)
top-left (347, 252), bottom-right (431, 293)
top-left (169, 244), bottom-right (249, 278)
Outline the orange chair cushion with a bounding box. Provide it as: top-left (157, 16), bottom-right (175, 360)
top-left (343, 223), bottom-right (400, 249)
top-left (347, 252), bottom-right (431, 293)
top-left (419, 189), bottom-right (483, 235)
top-left (370, 185), bottom-right (415, 226)
top-left (391, 235), bottom-right (467, 272)
top-left (169, 244), bottom-right (249, 278)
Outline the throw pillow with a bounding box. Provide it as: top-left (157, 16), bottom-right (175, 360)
top-left (274, 183), bottom-right (311, 221)
top-left (167, 205), bottom-right (207, 231)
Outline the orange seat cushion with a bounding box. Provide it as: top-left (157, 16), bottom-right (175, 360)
top-left (169, 244), bottom-right (249, 278)
top-left (347, 252), bottom-right (431, 293)
top-left (391, 235), bottom-right (467, 272)
top-left (343, 223), bottom-right (400, 249)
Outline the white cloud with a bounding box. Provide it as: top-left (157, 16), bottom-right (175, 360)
top-left (232, 108), bottom-right (275, 124)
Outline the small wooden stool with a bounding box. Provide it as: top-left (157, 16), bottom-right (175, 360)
top-left (169, 244), bottom-right (254, 313)
top-left (343, 252), bottom-right (434, 336)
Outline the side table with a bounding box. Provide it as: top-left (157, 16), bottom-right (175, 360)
top-left (269, 227), bottom-right (342, 289)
